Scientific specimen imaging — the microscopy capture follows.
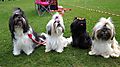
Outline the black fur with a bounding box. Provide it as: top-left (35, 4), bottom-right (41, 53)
top-left (46, 25), bottom-right (51, 36)
top-left (70, 17), bottom-right (92, 49)
top-left (32, 29), bottom-right (40, 42)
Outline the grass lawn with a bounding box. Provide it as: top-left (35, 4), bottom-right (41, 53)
top-left (0, 0), bottom-right (120, 67)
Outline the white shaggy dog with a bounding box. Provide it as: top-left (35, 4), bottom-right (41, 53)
top-left (43, 12), bottom-right (72, 53)
top-left (89, 17), bottom-right (120, 58)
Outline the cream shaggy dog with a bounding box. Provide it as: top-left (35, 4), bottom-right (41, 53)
top-left (89, 17), bottom-right (120, 58)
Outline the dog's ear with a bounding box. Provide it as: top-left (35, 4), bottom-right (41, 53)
top-left (22, 17), bottom-right (30, 33)
top-left (23, 24), bottom-right (29, 33)
top-left (9, 16), bottom-right (16, 39)
top-left (62, 26), bottom-right (65, 33)
top-left (92, 31), bottom-right (95, 40)
top-left (46, 25), bottom-right (51, 36)
top-left (111, 28), bottom-right (115, 40)
top-left (111, 31), bottom-right (115, 40)
top-left (60, 22), bottom-right (65, 33)
top-left (107, 17), bottom-right (112, 23)
top-left (111, 35), bottom-right (114, 40)
top-left (74, 17), bottom-right (77, 20)
top-left (9, 16), bottom-right (14, 32)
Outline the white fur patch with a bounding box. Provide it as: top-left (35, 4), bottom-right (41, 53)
top-left (45, 13), bottom-right (71, 53)
top-left (13, 27), bottom-right (35, 55)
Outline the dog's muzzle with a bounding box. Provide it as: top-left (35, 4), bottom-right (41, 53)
top-left (54, 21), bottom-right (61, 27)
top-left (14, 17), bottom-right (25, 28)
top-left (53, 21), bottom-right (64, 33)
top-left (96, 25), bottom-right (112, 40)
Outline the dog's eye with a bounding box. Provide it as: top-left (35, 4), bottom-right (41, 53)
top-left (97, 30), bottom-right (101, 33)
top-left (54, 21), bottom-right (60, 24)
top-left (54, 21), bottom-right (57, 23)
top-left (13, 14), bottom-right (19, 19)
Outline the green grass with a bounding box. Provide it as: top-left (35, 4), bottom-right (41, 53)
top-left (0, 0), bottom-right (120, 67)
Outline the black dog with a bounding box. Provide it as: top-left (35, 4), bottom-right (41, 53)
top-left (70, 17), bottom-right (92, 49)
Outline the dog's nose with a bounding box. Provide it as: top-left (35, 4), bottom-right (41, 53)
top-left (18, 16), bottom-right (21, 18)
top-left (57, 23), bottom-right (61, 27)
top-left (80, 24), bottom-right (83, 26)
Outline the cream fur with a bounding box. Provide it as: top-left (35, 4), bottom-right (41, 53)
top-left (89, 17), bottom-right (120, 58)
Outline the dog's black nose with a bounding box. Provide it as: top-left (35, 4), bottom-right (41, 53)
top-left (18, 16), bottom-right (21, 18)
top-left (57, 23), bottom-right (61, 27)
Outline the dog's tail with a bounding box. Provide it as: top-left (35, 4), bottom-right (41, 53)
top-left (41, 33), bottom-right (48, 38)
top-left (63, 36), bottom-right (72, 47)
top-left (67, 36), bottom-right (72, 44)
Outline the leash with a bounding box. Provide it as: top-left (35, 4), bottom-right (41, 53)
top-left (28, 34), bottom-right (46, 46)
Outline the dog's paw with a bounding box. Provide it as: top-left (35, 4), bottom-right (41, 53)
top-left (56, 49), bottom-right (63, 53)
top-left (64, 43), bottom-right (68, 47)
top-left (26, 52), bottom-right (32, 55)
top-left (45, 49), bottom-right (51, 53)
top-left (25, 50), bottom-right (34, 55)
top-left (102, 55), bottom-right (110, 58)
top-left (88, 51), bottom-right (95, 55)
top-left (13, 52), bottom-right (20, 56)
top-left (111, 53), bottom-right (119, 57)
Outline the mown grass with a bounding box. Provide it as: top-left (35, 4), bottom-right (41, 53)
top-left (0, 0), bottom-right (120, 67)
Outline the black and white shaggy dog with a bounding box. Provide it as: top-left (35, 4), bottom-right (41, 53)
top-left (70, 17), bottom-right (92, 49)
top-left (9, 8), bottom-right (41, 55)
